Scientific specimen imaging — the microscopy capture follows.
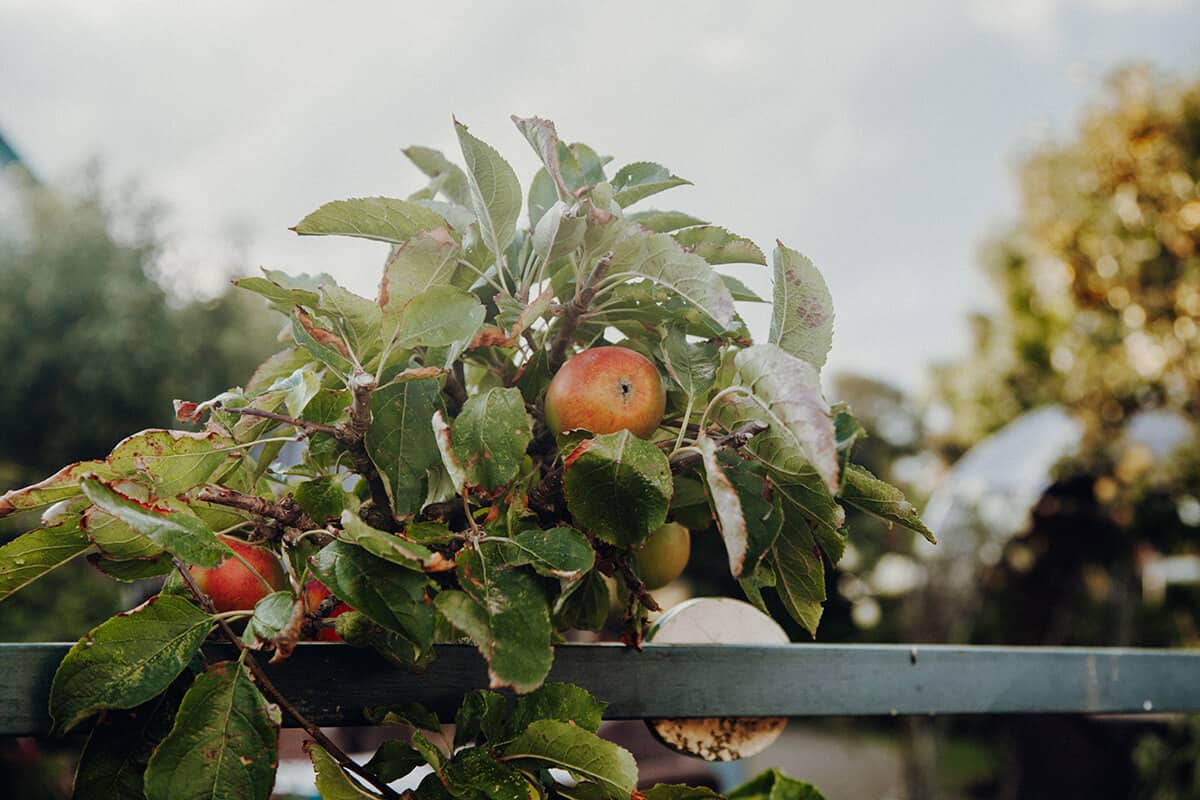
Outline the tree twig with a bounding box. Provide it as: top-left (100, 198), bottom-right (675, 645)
top-left (547, 253), bottom-right (613, 373)
top-left (171, 560), bottom-right (401, 800)
top-left (197, 486), bottom-right (319, 532)
top-left (220, 406), bottom-right (338, 437)
top-left (337, 370), bottom-right (397, 531)
top-left (667, 421), bottom-right (769, 474)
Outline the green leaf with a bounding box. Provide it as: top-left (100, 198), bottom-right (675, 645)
top-left (717, 344), bottom-right (839, 494)
top-left (729, 768), bottom-right (826, 800)
top-left (769, 243), bottom-right (834, 371)
top-left (320, 283), bottom-right (383, 361)
top-left (552, 570), bottom-right (610, 633)
top-left (772, 473), bottom-right (847, 564)
top-left (365, 377), bottom-right (444, 517)
top-left (841, 464), bottom-right (935, 544)
top-left (563, 431), bottom-right (672, 547)
top-left (389, 285), bottom-right (486, 350)
top-left (500, 720), bottom-right (637, 800)
top-left (510, 683), bottom-right (606, 735)
top-left (73, 677), bottom-right (186, 800)
top-left (435, 547), bottom-right (552, 692)
top-left (456, 121), bottom-right (522, 259)
top-left (833, 405), bottom-right (867, 478)
top-left (50, 595), bottom-right (215, 733)
top-left (364, 740), bottom-right (425, 784)
top-left (0, 459), bottom-right (115, 517)
top-left (263, 366), bottom-right (323, 419)
top-left (291, 307), bottom-right (355, 376)
top-left (308, 742), bottom-right (384, 800)
top-left (512, 115), bottom-right (570, 202)
top-left (143, 660), bottom-right (280, 800)
top-left (366, 700), bottom-right (442, 732)
top-left (0, 517), bottom-right (93, 602)
top-left (722, 274), bottom-right (767, 302)
top-left (80, 476), bottom-right (230, 568)
top-left (673, 226), bottom-right (766, 266)
top-left (84, 503), bottom-right (163, 560)
top-left (292, 197), bottom-right (447, 244)
top-left (404, 146), bottom-right (472, 207)
top-left (90, 553), bottom-right (174, 582)
top-left (108, 429), bottom-right (234, 497)
top-left (570, 142), bottom-right (607, 185)
top-left (242, 347), bottom-right (314, 397)
top-left (233, 272), bottom-right (322, 312)
top-left (625, 210), bottom-right (708, 233)
top-left (241, 590), bottom-right (296, 648)
top-left (699, 443), bottom-right (784, 579)
top-left (610, 162), bottom-right (690, 207)
top-left (294, 475), bottom-right (347, 524)
top-left (527, 168), bottom-right (559, 230)
top-left (607, 233), bottom-right (736, 333)
top-left (642, 786), bottom-right (724, 800)
top-left (311, 541), bottom-right (435, 662)
top-left (451, 388), bottom-right (532, 493)
top-left (659, 325), bottom-right (720, 398)
top-left (445, 747), bottom-right (530, 800)
top-left (771, 521), bottom-right (826, 636)
top-left (455, 690), bottom-right (508, 748)
top-left (378, 229), bottom-right (465, 313)
top-left (412, 730), bottom-right (446, 770)
top-left (339, 511), bottom-right (439, 570)
top-left (532, 201), bottom-right (587, 265)
top-left (485, 527), bottom-right (595, 580)
top-left (336, 612), bottom-right (433, 671)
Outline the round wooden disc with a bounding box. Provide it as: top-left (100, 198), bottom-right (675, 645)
top-left (645, 598), bottom-right (789, 761)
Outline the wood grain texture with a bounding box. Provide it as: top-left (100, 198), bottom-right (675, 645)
top-left (3, 642), bottom-right (1200, 735)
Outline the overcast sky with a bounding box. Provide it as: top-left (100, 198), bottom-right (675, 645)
top-left (2, 0), bottom-right (1198, 393)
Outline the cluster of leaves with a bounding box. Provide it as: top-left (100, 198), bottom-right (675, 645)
top-left (0, 115), bottom-right (928, 797)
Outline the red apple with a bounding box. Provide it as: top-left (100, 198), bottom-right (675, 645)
top-left (544, 346), bottom-right (666, 439)
top-left (304, 579), bottom-right (353, 642)
top-left (189, 535), bottom-right (287, 612)
top-left (635, 522), bottom-right (691, 590)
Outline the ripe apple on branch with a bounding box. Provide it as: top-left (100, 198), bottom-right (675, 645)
top-left (0, 114), bottom-right (932, 800)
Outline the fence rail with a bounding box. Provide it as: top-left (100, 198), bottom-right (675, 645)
top-left (3, 642), bottom-right (1198, 736)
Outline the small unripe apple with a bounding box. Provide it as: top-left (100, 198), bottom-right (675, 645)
top-left (544, 346), bottom-right (666, 439)
top-left (189, 535), bottom-right (287, 612)
top-left (635, 522), bottom-right (691, 590)
top-left (304, 579), bottom-right (353, 642)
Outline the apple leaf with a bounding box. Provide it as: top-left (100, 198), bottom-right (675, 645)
top-left (435, 547), bottom-right (552, 693)
top-left (500, 719), bottom-right (637, 800)
top-left (512, 115), bottom-right (570, 201)
top-left (291, 306), bottom-right (355, 375)
top-left (308, 742), bottom-right (385, 800)
top-left (771, 519), bottom-right (826, 636)
top-left (610, 162), bottom-right (690, 208)
top-left (728, 768), bottom-right (826, 800)
top-left (768, 243), bottom-right (834, 371)
top-left (80, 477), bottom-right (230, 568)
top-left (364, 740), bottom-right (425, 784)
top-left (562, 431), bottom-right (673, 547)
top-left (552, 570), bottom-right (610, 633)
top-left (378, 229), bottom-right (464, 313)
top-left (0, 517), bottom-right (94, 602)
top-left (606, 233), bottom-right (737, 333)
top-left (50, 594), bottom-right (215, 733)
top-left (659, 325), bottom-right (720, 399)
top-left (527, 167), bottom-right (559, 230)
top-left (673, 226), bottom-right (766, 266)
top-left (108, 429), bottom-right (233, 497)
top-left (456, 121), bottom-right (522, 261)
top-left (319, 283), bottom-right (383, 361)
top-left (73, 677), bottom-right (188, 800)
top-left (570, 142), bottom-right (607, 185)
top-left (241, 591), bottom-right (296, 649)
top-left (388, 285), bottom-right (486, 351)
top-left (643, 787), bottom-right (724, 800)
top-left (722, 274), bottom-right (767, 302)
top-left (772, 473), bottom-right (847, 564)
top-left (455, 690), bottom-right (508, 748)
top-left (0, 459), bottom-right (115, 518)
top-left (625, 209), bottom-right (708, 233)
top-left (451, 387), bottom-right (533, 493)
top-left (509, 682), bottom-right (607, 736)
top-left (292, 197), bottom-right (447, 244)
top-left (83, 504), bottom-right (164, 561)
top-left (90, 553), bottom-right (174, 582)
top-left (532, 201), bottom-right (587, 265)
top-left (310, 541), bottom-right (435, 664)
top-left (293, 475), bottom-right (346, 524)
top-left (482, 527), bottom-right (594, 581)
top-left (404, 146), bottom-right (472, 207)
top-left (840, 464), bottom-right (936, 544)
top-left (338, 511), bottom-right (439, 571)
top-left (699, 445), bottom-right (784, 579)
top-left (717, 344), bottom-right (839, 494)
top-left (144, 660), bottom-right (280, 800)
top-left (233, 271), bottom-right (322, 313)
top-left (444, 746), bottom-right (531, 800)
top-left (365, 377), bottom-right (444, 518)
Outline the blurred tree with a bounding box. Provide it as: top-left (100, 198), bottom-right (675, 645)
top-left (0, 169), bottom-right (279, 641)
top-left (926, 66), bottom-right (1200, 798)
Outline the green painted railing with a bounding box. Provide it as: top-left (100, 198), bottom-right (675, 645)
top-left (3, 643), bottom-right (1199, 736)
